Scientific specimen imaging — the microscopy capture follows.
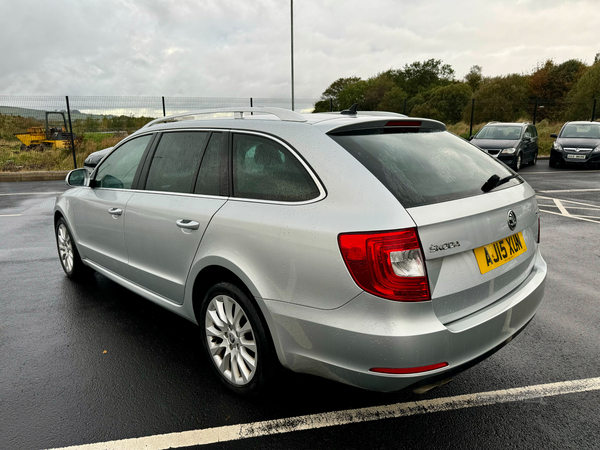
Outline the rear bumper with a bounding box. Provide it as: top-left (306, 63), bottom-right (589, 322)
top-left (263, 249), bottom-right (546, 392)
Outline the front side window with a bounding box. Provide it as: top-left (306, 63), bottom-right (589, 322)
top-left (145, 131), bottom-right (209, 193)
top-left (232, 134), bottom-right (320, 202)
top-left (95, 134), bottom-right (152, 189)
top-left (528, 126), bottom-right (538, 138)
top-left (476, 126), bottom-right (522, 140)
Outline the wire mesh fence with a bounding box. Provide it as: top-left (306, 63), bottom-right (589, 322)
top-left (0, 94), bottom-right (597, 172)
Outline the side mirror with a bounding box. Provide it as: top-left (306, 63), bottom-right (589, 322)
top-left (550, 133), bottom-right (558, 138)
top-left (469, 135), bottom-right (475, 141)
top-left (65, 168), bottom-right (89, 187)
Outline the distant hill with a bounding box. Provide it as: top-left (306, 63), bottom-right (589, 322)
top-left (0, 106), bottom-right (109, 121)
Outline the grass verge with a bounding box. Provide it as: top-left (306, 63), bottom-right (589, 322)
top-left (0, 133), bottom-right (125, 172)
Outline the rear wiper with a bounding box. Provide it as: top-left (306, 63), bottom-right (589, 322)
top-left (481, 173), bottom-right (520, 193)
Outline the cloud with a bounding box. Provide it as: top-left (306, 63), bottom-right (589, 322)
top-left (0, 0), bottom-right (598, 99)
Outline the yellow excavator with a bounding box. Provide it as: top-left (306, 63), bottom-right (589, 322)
top-left (14, 111), bottom-right (77, 151)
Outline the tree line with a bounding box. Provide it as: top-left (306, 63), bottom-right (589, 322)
top-left (313, 56), bottom-right (600, 124)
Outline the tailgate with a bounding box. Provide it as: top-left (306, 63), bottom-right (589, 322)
top-left (407, 183), bottom-right (540, 324)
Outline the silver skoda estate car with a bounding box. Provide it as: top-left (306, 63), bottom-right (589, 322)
top-left (54, 107), bottom-right (546, 394)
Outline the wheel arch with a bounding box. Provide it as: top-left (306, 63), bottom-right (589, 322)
top-left (190, 263), bottom-right (288, 368)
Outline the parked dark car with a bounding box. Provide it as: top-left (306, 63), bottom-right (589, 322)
top-left (470, 122), bottom-right (538, 171)
top-left (549, 121), bottom-right (600, 168)
top-left (83, 147), bottom-right (112, 174)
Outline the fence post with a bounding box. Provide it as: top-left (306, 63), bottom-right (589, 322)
top-left (330, 98), bottom-right (333, 112)
top-left (592, 99), bottom-right (597, 121)
top-left (532, 99), bottom-right (538, 125)
top-left (403, 97), bottom-right (407, 115)
top-left (162, 96), bottom-right (166, 117)
top-left (65, 96), bottom-right (77, 169)
top-left (469, 98), bottom-right (475, 137)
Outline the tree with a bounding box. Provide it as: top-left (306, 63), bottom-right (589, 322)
top-left (401, 59), bottom-right (455, 96)
top-left (411, 83), bottom-right (472, 124)
top-left (565, 62), bottom-right (600, 120)
top-left (313, 77), bottom-right (362, 112)
top-left (362, 73), bottom-right (396, 111)
top-left (464, 65), bottom-right (483, 92)
top-left (530, 59), bottom-right (588, 120)
top-left (377, 86), bottom-right (408, 113)
top-left (464, 74), bottom-right (531, 123)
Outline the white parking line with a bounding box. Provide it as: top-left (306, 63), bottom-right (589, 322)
top-left (47, 377), bottom-right (600, 450)
top-left (0, 191), bottom-right (63, 196)
top-left (538, 188), bottom-right (600, 193)
top-left (527, 170), bottom-right (600, 174)
top-left (539, 209), bottom-right (600, 224)
top-left (0, 214), bottom-right (22, 217)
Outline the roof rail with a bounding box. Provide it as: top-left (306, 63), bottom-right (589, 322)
top-left (143, 107), bottom-right (306, 128)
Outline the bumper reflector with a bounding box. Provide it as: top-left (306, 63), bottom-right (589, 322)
top-left (370, 362), bottom-right (448, 374)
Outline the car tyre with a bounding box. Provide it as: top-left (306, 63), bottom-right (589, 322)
top-left (549, 158), bottom-right (559, 168)
top-left (514, 153), bottom-right (522, 171)
top-left (530, 151), bottom-right (538, 166)
top-left (55, 218), bottom-right (89, 279)
top-left (200, 282), bottom-right (276, 395)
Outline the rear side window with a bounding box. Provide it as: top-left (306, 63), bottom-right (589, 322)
top-left (232, 134), bottom-right (319, 202)
top-left (330, 130), bottom-right (520, 209)
top-left (145, 131), bottom-right (209, 193)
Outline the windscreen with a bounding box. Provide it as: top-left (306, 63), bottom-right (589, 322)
top-left (330, 130), bottom-right (520, 208)
top-left (560, 123), bottom-right (600, 138)
top-left (475, 126), bottom-right (522, 140)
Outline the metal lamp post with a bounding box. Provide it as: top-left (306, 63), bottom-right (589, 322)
top-left (291, 0), bottom-right (294, 111)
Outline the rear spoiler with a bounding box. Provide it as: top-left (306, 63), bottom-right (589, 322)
top-left (326, 118), bottom-right (447, 135)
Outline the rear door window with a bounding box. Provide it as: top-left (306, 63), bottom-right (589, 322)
top-left (145, 131), bottom-right (209, 193)
top-left (194, 132), bottom-right (228, 196)
top-left (232, 134), bottom-right (320, 202)
top-left (330, 130), bottom-right (521, 208)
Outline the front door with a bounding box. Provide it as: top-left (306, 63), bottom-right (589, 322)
top-left (71, 134), bottom-right (153, 277)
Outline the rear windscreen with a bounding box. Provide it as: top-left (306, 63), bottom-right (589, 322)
top-left (330, 130), bottom-right (521, 208)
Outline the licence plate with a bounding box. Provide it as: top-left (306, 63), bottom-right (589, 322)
top-left (473, 232), bottom-right (527, 274)
top-left (567, 154), bottom-right (586, 159)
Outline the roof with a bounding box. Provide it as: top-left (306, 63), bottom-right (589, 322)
top-left (140, 107), bottom-right (445, 135)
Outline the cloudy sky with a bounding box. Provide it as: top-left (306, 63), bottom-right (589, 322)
top-left (1, 0), bottom-right (598, 99)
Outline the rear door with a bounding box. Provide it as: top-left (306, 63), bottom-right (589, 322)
top-left (124, 130), bottom-right (229, 304)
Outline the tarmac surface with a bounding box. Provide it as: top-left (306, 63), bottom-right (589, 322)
top-left (1, 161), bottom-right (599, 450)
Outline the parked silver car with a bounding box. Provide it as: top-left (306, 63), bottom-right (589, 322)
top-left (54, 107), bottom-right (546, 394)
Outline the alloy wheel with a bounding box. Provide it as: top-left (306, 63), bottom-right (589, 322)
top-left (205, 295), bottom-right (257, 385)
top-left (57, 223), bottom-right (74, 273)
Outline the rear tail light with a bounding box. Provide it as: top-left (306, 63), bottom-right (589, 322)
top-left (338, 228), bottom-right (430, 301)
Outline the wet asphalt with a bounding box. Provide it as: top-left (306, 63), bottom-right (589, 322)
top-left (1, 162), bottom-right (599, 450)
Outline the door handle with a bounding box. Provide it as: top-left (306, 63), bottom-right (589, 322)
top-left (108, 207), bottom-right (123, 216)
top-left (176, 219), bottom-right (200, 230)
